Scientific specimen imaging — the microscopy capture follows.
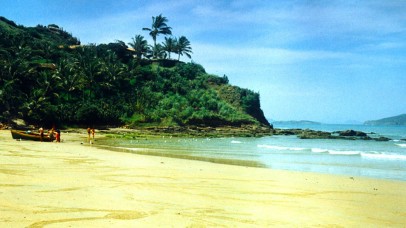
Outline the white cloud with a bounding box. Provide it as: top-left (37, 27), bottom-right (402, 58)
top-left (188, 1), bottom-right (406, 48)
top-left (193, 42), bottom-right (350, 69)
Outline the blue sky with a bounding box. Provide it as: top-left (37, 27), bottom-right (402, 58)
top-left (2, 0), bottom-right (406, 123)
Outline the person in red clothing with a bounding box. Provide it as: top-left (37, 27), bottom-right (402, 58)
top-left (55, 129), bottom-right (61, 143)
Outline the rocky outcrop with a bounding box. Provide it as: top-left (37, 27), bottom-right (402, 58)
top-left (274, 128), bottom-right (391, 141)
top-left (273, 129), bottom-right (302, 135)
top-left (135, 125), bottom-right (274, 137)
top-left (335, 130), bottom-right (367, 137)
top-left (374, 136), bottom-right (391, 141)
top-left (102, 125), bottom-right (391, 141)
top-left (298, 130), bottom-right (333, 139)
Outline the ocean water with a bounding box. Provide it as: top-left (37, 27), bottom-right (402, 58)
top-left (99, 124), bottom-right (406, 181)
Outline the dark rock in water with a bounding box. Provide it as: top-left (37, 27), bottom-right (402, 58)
top-left (274, 129), bottom-right (300, 135)
top-left (401, 139), bottom-right (406, 141)
top-left (336, 130), bottom-right (367, 137)
top-left (374, 136), bottom-right (391, 142)
top-left (272, 128), bottom-right (392, 141)
top-left (299, 130), bottom-right (332, 139)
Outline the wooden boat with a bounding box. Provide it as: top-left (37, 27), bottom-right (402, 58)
top-left (10, 130), bottom-right (54, 142)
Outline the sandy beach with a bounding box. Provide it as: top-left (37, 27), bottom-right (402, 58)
top-left (1, 130), bottom-right (406, 227)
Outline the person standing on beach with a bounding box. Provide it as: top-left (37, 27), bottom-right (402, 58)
top-left (49, 127), bottom-right (55, 141)
top-left (87, 127), bottom-right (91, 142)
top-left (39, 127), bottom-right (44, 142)
top-left (55, 129), bottom-right (61, 143)
top-left (91, 128), bottom-right (95, 140)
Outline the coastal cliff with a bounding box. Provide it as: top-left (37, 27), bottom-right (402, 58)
top-left (0, 17), bottom-right (270, 128)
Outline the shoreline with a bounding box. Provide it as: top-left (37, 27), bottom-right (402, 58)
top-left (1, 129), bottom-right (406, 226)
top-left (96, 129), bottom-right (406, 182)
top-left (3, 122), bottom-right (399, 141)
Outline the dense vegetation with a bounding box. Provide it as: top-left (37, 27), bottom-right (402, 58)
top-left (0, 16), bottom-right (269, 128)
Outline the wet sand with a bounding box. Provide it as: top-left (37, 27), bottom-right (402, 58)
top-left (1, 130), bottom-right (406, 227)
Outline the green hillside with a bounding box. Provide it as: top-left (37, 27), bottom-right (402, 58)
top-left (0, 16), bottom-right (270, 128)
top-left (364, 114), bottom-right (406, 126)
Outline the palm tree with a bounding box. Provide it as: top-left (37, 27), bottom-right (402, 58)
top-left (77, 45), bottom-right (103, 101)
top-left (150, 43), bottom-right (166, 59)
top-left (142, 14), bottom-right (172, 58)
top-left (58, 57), bottom-right (84, 101)
top-left (162, 37), bottom-right (177, 59)
top-left (175, 36), bottom-right (192, 61)
top-left (128, 35), bottom-right (149, 59)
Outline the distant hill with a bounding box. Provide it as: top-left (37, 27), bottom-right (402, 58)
top-left (364, 114), bottom-right (406, 126)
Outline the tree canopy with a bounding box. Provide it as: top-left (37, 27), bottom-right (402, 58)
top-left (0, 16), bottom-right (270, 128)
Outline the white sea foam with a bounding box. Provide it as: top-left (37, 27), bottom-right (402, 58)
top-left (114, 147), bottom-right (147, 151)
top-left (328, 150), bottom-right (361, 155)
top-left (395, 143), bottom-right (406, 148)
top-left (361, 152), bottom-right (406, 160)
top-left (231, 140), bottom-right (242, 144)
top-left (311, 148), bottom-right (360, 155)
top-left (257, 144), bottom-right (306, 151)
top-left (311, 148), bottom-right (328, 153)
top-left (290, 147), bottom-right (307, 151)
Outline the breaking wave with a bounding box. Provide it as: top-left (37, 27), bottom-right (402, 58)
top-left (257, 144), bottom-right (306, 151)
top-left (361, 153), bottom-right (406, 160)
top-left (395, 143), bottom-right (406, 148)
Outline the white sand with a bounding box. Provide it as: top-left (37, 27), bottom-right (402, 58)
top-left (1, 130), bottom-right (406, 227)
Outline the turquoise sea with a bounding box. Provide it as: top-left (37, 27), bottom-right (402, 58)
top-left (100, 124), bottom-right (406, 181)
